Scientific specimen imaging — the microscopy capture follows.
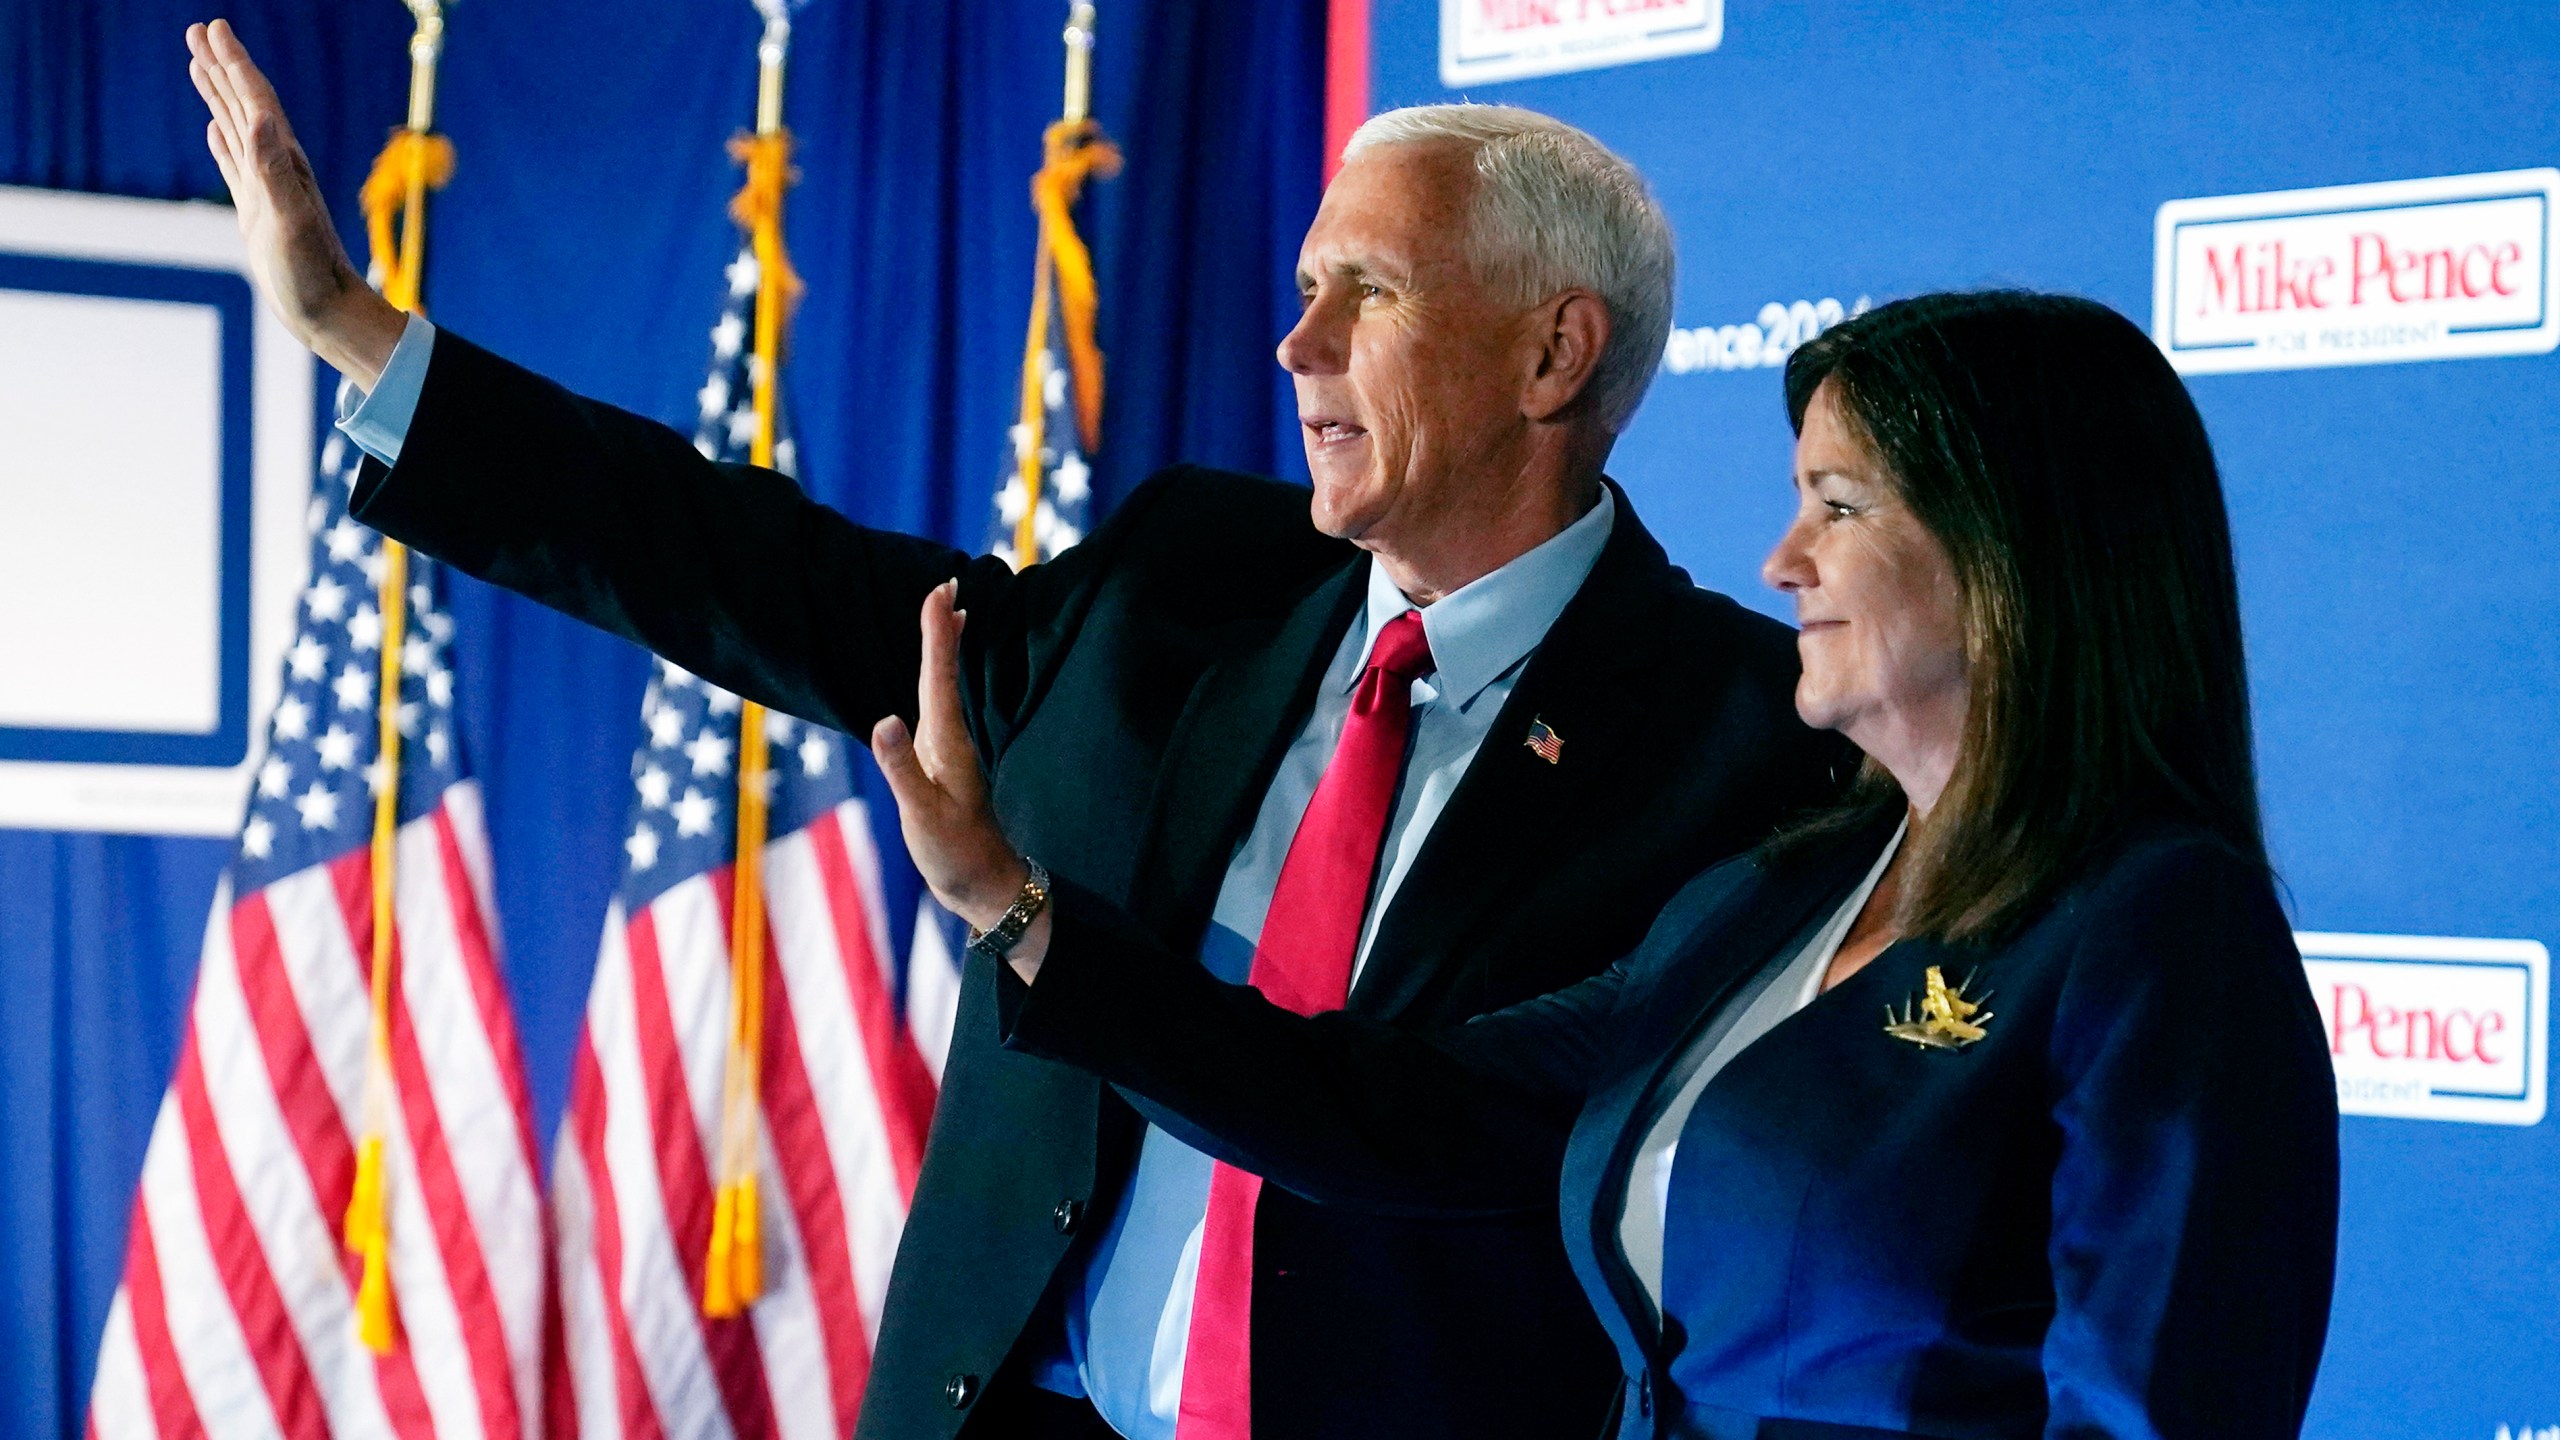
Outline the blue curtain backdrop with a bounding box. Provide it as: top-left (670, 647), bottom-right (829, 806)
top-left (0, 1), bottom-right (1323, 1433)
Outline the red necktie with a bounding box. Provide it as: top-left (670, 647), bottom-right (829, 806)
top-left (1176, 609), bottom-right (1435, 1440)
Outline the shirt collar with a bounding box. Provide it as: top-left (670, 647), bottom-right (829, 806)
top-left (1349, 484), bottom-right (1618, 710)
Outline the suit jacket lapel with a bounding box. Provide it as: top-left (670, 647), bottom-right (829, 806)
top-left (1123, 558), bottom-right (1367, 946)
top-left (1350, 483), bottom-right (1675, 1019)
top-left (1564, 810), bottom-right (1902, 1353)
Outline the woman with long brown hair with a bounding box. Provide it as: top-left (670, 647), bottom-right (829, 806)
top-left (875, 290), bottom-right (2339, 1439)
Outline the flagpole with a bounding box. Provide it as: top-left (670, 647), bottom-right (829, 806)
top-left (348, 0), bottom-right (448, 1357)
top-left (395, 1), bottom-right (442, 301)
top-left (707, 0), bottom-right (795, 1319)
top-left (1011, 3), bottom-right (1111, 568)
top-left (1064, 0), bottom-right (1095, 123)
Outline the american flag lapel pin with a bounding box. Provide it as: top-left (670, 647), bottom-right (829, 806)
top-left (1524, 716), bottom-right (1564, 764)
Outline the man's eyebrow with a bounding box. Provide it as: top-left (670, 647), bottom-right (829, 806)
top-left (1299, 255), bottom-right (1411, 291)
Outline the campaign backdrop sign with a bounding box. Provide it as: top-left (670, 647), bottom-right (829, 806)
top-left (2155, 169), bottom-right (2560, 373)
top-left (1365, 4), bottom-right (2560, 1431)
top-left (2301, 932), bottom-right (2550, 1127)
top-left (1440, 0), bottom-right (1722, 85)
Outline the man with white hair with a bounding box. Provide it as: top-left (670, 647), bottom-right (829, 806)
top-left (188, 19), bottom-right (1845, 1437)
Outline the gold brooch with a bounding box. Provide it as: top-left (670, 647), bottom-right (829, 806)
top-left (1883, 966), bottom-right (1992, 1051)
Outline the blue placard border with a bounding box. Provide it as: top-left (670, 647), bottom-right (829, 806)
top-left (0, 252), bottom-right (256, 768)
top-left (2166, 190), bottom-right (2551, 353)
top-left (2304, 952), bottom-right (2540, 1103)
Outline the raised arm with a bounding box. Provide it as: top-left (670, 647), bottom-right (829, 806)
top-left (344, 328), bottom-right (1026, 739)
top-left (184, 18), bottom-right (1105, 740)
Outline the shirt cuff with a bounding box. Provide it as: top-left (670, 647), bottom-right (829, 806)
top-left (334, 312), bottom-right (437, 466)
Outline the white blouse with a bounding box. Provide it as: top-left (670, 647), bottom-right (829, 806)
top-left (1616, 819), bottom-right (1906, 1318)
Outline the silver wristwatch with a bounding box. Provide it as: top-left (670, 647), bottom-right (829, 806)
top-left (965, 858), bottom-right (1052, 963)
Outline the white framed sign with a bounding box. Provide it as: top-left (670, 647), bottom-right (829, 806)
top-left (2154, 168), bottom-right (2559, 374)
top-left (0, 186), bottom-right (312, 835)
top-left (1441, 0), bottom-right (1723, 86)
top-left (2300, 930), bottom-right (2548, 1127)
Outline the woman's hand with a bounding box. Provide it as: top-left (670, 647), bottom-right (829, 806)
top-left (870, 581), bottom-right (1050, 975)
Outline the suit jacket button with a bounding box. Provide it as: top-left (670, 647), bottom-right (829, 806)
top-left (943, 1373), bottom-right (978, 1410)
top-left (1053, 1198), bottom-right (1086, 1235)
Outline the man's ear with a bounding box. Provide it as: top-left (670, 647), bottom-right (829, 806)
top-left (1522, 290), bottom-right (1611, 423)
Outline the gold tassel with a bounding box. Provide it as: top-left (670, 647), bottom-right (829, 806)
top-left (358, 129), bottom-right (453, 313)
top-left (704, 1183), bottom-right (741, 1316)
top-left (726, 131), bottom-right (804, 316)
top-left (1032, 119), bottom-right (1119, 454)
top-left (733, 1176), bottom-right (762, 1299)
top-left (347, 1133), bottom-right (395, 1352)
top-left (1012, 119), bottom-right (1119, 566)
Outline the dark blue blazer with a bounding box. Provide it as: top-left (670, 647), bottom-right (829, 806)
top-left (1005, 815), bottom-right (2340, 1439)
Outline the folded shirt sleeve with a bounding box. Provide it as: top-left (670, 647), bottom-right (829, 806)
top-left (334, 312), bottom-right (438, 465)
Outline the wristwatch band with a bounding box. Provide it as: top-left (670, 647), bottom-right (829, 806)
top-left (965, 858), bottom-right (1052, 963)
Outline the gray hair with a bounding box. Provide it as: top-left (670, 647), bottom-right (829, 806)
top-left (1343, 103), bottom-right (1674, 434)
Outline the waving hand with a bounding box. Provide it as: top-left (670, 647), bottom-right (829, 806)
top-left (185, 19), bottom-right (404, 387)
top-left (870, 582), bottom-right (1052, 974)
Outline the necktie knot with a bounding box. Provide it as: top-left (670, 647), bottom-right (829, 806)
top-left (1367, 609), bottom-right (1434, 685)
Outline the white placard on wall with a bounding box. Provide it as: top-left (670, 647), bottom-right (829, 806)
top-left (2300, 931), bottom-right (2549, 1127)
top-left (2154, 169), bottom-right (2560, 374)
top-left (1441, 0), bottom-right (1723, 86)
top-left (0, 186), bottom-right (312, 836)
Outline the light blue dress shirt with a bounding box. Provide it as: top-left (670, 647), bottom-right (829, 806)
top-left (335, 311), bottom-right (438, 465)
top-left (331, 313), bottom-right (1616, 1438)
top-left (1043, 488), bottom-right (1615, 1439)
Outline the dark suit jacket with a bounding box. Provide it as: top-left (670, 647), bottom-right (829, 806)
top-left (1006, 814), bottom-right (2341, 1440)
top-left (348, 331), bottom-right (1853, 1439)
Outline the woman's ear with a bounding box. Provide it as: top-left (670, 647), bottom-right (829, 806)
top-left (1522, 289), bottom-right (1611, 424)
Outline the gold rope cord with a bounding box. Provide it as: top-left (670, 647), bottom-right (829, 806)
top-left (343, 117), bottom-right (451, 1356)
top-left (1010, 118), bottom-right (1119, 568)
top-left (703, 126), bottom-right (797, 1320)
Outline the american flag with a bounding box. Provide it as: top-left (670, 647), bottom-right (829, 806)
top-left (549, 238), bottom-right (955, 1439)
top-left (986, 304), bottom-right (1095, 568)
top-left (941, 119), bottom-right (1112, 1090)
top-left (1524, 717), bottom-right (1564, 765)
top-left (87, 409), bottom-right (552, 1440)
